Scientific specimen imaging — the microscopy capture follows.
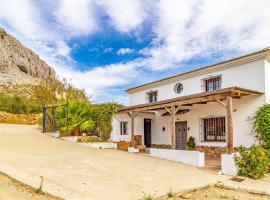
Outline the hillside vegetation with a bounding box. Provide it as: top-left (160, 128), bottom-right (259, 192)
top-left (0, 27), bottom-right (121, 140)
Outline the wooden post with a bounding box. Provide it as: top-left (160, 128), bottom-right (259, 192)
top-left (226, 96), bottom-right (234, 154)
top-left (131, 112), bottom-right (135, 147)
top-left (171, 105), bottom-right (176, 149)
top-left (42, 105), bottom-right (47, 133)
top-left (128, 111), bottom-right (137, 147)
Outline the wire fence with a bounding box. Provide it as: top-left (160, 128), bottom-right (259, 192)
top-left (0, 95), bottom-right (68, 133)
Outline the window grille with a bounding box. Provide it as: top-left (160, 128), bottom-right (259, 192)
top-left (202, 75), bottom-right (222, 92)
top-left (120, 121), bottom-right (128, 135)
top-left (199, 117), bottom-right (226, 142)
top-left (146, 91), bottom-right (158, 103)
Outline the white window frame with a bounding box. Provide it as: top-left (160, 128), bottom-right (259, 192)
top-left (120, 121), bottom-right (128, 135)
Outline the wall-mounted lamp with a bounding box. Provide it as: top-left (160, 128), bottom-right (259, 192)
top-left (162, 126), bottom-right (166, 132)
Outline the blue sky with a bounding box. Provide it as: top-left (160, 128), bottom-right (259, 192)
top-left (0, 0), bottom-right (270, 104)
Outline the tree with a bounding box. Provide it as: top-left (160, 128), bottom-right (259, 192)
top-left (32, 77), bottom-right (90, 105)
top-left (253, 104), bottom-right (270, 149)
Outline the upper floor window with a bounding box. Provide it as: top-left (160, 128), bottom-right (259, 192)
top-left (120, 121), bottom-right (128, 135)
top-left (147, 91), bottom-right (158, 103)
top-left (203, 76), bottom-right (222, 92)
top-left (174, 83), bottom-right (183, 94)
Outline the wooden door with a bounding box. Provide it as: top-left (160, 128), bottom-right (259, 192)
top-left (175, 121), bottom-right (187, 150)
top-left (144, 119), bottom-right (151, 147)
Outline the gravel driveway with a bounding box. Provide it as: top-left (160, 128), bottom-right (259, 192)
top-left (0, 124), bottom-right (227, 200)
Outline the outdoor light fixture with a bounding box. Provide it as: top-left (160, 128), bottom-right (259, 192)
top-left (162, 126), bottom-right (166, 132)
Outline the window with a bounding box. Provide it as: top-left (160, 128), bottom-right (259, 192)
top-left (147, 91), bottom-right (158, 103)
top-left (200, 117), bottom-right (226, 142)
top-left (120, 122), bottom-right (128, 135)
top-left (174, 83), bottom-right (183, 94)
top-left (203, 76), bottom-right (221, 92)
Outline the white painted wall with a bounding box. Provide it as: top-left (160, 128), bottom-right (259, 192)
top-left (111, 59), bottom-right (268, 148)
top-left (80, 142), bottom-right (117, 149)
top-left (111, 113), bottom-right (154, 144)
top-left (150, 148), bottom-right (205, 167)
top-left (129, 60), bottom-right (266, 105)
top-left (221, 153), bottom-right (239, 176)
top-left (151, 95), bottom-right (263, 147)
top-left (265, 60), bottom-right (270, 103)
top-left (112, 95), bottom-right (263, 148)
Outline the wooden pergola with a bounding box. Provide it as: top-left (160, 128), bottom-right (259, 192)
top-left (118, 87), bottom-right (263, 154)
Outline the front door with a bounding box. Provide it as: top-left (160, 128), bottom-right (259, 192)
top-left (175, 121), bottom-right (187, 150)
top-left (144, 119), bottom-right (151, 147)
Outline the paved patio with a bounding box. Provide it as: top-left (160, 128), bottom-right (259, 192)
top-left (0, 124), bottom-right (230, 200)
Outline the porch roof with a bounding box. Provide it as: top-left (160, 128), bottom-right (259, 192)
top-left (118, 87), bottom-right (263, 113)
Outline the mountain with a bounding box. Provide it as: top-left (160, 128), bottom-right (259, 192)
top-left (0, 27), bottom-right (55, 88)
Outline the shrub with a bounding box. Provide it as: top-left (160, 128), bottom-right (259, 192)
top-left (187, 136), bottom-right (196, 150)
top-left (253, 104), bottom-right (270, 149)
top-left (90, 103), bottom-right (121, 141)
top-left (56, 101), bottom-right (95, 135)
top-left (0, 92), bottom-right (41, 114)
top-left (77, 135), bottom-right (102, 143)
top-left (234, 145), bottom-right (270, 179)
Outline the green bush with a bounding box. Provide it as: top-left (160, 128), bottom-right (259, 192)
top-left (0, 92), bottom-right (41, 114)
top-left (234, 145), bottom-right (270, 179)
top-left (55, 101), bottom-right (121, 141)
top-left (253, 104), bottom-right (270, 149)
top-left (56, 101), bottom-right (95, 135)
top-left (90, 103), bottom-right (121, 141)
top-left (187, 136), bottom-right (196, 150)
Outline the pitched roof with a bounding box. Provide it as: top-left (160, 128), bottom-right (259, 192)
top-left (126, 47), bottom-right (270, 94)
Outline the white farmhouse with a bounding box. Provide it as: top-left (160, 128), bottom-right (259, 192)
top-left (111, 48), bottom-right (270, 158)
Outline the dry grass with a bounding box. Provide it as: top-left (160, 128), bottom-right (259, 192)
top-left (156, 186), bottom-right (270, 200)
top-left (0, 111), bottom-right (40, 125)
top-left (0, 172), bottom-right (62, 200)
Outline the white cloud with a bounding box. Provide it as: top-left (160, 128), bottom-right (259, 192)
top-left (54, 0), bottom-right (98, 37)
top-left (96, 0), bottom-right (147, 32)
top-left (1, 0), bottom-right (270, 104)
top-left (0, 0), bottom-right (41, 39)
top-left (116, 48), bottom-right (134, 55)
top-left (104, 47), bottom-right (113, 53)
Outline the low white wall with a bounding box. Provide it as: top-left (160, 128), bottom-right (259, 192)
top-left (80, 142), bottom-right (117, 149)
top-left (149, 148), bottom-right (205, 167)
top-left (221, 153), bottom-right (239, 176)
top-left (61, 136), bottom-right (77, 142)
top-left (128, 147), bottom-right (139, 153)
top-left (46, 132), bottom-right (60, 138)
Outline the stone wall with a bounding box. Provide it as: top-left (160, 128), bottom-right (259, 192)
top-left (195, 146), bottom-right (239, 158)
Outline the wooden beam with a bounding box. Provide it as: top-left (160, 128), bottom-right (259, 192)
top-left (226, 96), bottom-right (234, 154)
top-left (128, 111), bottom-right (138, 147)
top-left (165, 107), bottom-right (171, 114)
top-left (171, 105), bottom-right (176, 149)
top-left (215, 98), bottom-right (226, 108)
top-left (174, 105), bottom-right (182, 114)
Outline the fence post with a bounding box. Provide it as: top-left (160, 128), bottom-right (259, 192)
top-left (66, 100), bottom-right (69, 134)
top-left (42, 105), bottom-right (47, 133)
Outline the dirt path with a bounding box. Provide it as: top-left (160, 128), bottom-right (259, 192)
top-left (0, 172), bottom-right (61, 200)
top-left (0, 124), bottom-right (229, 200)
top-left (156, 186), bottom-right (270, 200)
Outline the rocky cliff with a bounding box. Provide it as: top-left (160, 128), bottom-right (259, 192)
top-left (0, 28), bottom-right (55, 86)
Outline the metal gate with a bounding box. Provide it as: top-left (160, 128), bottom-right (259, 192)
top-left (42, 101), bottom-right (68, 133)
